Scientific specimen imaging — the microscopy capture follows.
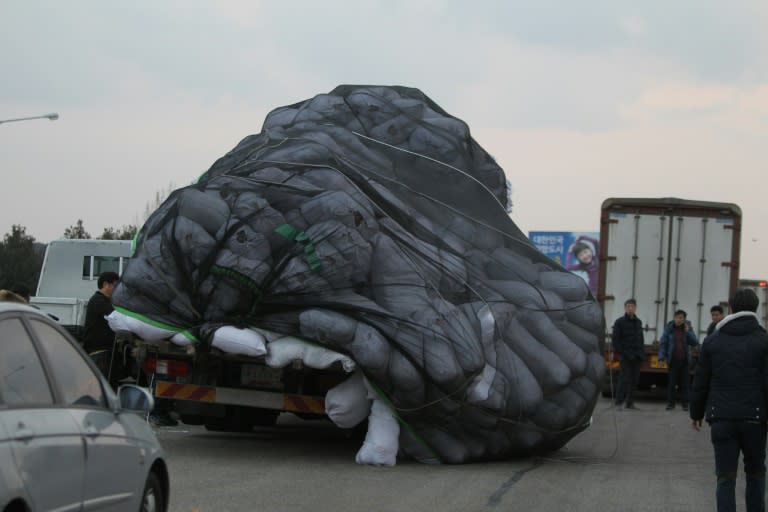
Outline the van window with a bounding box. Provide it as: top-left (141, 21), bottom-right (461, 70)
top-left (82, 256), bottom-right (130, 280)
top-left (94, 256), bottom-right (120, 276)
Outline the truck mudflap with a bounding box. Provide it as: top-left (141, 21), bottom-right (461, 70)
top-left (154, 381), bottom-right (326, 414)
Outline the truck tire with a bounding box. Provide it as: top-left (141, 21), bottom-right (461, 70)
top-left (204, 419), bottom-right (253, 432)
top-left (179, 414), bottom-right (206, 426)
top-left (204, 406), bottom-right (278, 432)
top-left (250, 409), bottom-right (280, 427)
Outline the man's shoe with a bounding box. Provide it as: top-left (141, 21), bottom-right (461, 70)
top-left (624, 404), bottom-right (639, 410)
top-left (666, 403), bottom-right (674, 411)
top-left (681, 404), bottom-right (689, 411)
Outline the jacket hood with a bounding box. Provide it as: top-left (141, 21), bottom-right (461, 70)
top-left (715, 311), bottom-right (761, 335)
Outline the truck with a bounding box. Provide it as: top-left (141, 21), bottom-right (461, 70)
top-left (126, 334), bottom-right (350, 431)
top-left (597, 197), bottom-right (741, 394)
top-left (32, 239), bottom-right (132, 324)
top-left (32, 240), bottom-right (351, 430)
top-left (738, 278), bottom-right (768, 328)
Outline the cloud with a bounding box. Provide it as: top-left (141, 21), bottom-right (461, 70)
top-left (476, 98), bottom-right (766, 277)
top-left (1, 0), bottom-right (767, 277)
top-left (621, 16), bottom-right (647, 38)
top-left (619, 82), bottom-right (768, 126)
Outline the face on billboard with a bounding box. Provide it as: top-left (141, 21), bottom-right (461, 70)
top-left (576, 248), bottom-right (593, 265)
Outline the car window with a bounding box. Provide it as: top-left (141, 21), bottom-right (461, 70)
top-left (0, 317), bottom-right (55, 406)
top-left (28, 319), bottom-right (106, 408)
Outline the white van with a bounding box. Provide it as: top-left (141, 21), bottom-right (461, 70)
top-left (32, 239), bottom-right (132, 324)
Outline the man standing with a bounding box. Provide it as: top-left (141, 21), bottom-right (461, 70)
top-left (658, 309), bottom-right (699, 411)
top-left (691, 288), bottom-right (768, 512)
top-left (84, 271), bottom-right (120, 377)
top-left (706, 305), bottom-right (726, 338)
top-left (612, 298), bottom-right (645, 409)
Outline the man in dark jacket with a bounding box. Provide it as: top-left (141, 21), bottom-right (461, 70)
top-left (84, 271), bottom-right (120, 376)
top-left (658, 309), bottom-right (699, 411)
top-left (691, 288), bottom-right (768, 512)
top-left (612, 298), bottom-right (645, 409)
top-left (706, 305), bottom-right (726, 339)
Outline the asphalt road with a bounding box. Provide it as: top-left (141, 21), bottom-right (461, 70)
top-left (156, 394), bottom-right (734, 512)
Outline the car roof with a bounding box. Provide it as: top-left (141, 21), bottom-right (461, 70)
top-left (0, 301), bottom-right (50, 317)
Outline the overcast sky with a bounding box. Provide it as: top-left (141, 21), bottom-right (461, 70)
top-left (1, 1), bottom-right (766, 277)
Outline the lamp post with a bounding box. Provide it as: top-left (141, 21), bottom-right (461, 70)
top-left (0, 113), bottom-right (59, 125)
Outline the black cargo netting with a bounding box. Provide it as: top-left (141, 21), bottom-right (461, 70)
top-left (113, 85), bottom-right (605, 463)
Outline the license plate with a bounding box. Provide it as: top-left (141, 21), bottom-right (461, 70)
top-left (241, 364), bottom-right (284, 389)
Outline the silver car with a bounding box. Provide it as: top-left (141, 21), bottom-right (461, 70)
top-left (0, 302), bottom-right (169, 511)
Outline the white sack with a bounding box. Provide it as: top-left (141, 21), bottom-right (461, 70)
top-left (325, 371), bottom-right (371, 429)
top-left (170, 332), bottom-right (193, 346)
top-left (211, 326), bottom-right (267, 357)
top-left (356, 395), bottom-right (400, 467)
top-left (265, 336), bottom-right (355, 372)
top-left (107, 310), bottom-right (176, 342)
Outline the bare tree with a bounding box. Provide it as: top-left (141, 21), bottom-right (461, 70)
top-left (142, 181), bottom-right (177, 221)
top-left (63, 219), bottom-right (91, 239)
top-left (99, 225), bottom-right (138, 240)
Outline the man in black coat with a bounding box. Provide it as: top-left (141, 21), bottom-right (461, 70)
top-left (84, 271), bottom-right (120, 376)
top-left (706, 304), bottom-right (726, 339)
top-left (691, 288), bottom-right (768, 512)
top-left (612, 298), bottom-right (645, 409)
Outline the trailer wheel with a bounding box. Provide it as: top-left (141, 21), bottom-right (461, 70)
top-left (204, 419), bottom-right (252, 432)
top-left (250, 409), bottom-right (280, 427)
top-left (203, 406), bottom-right (278, 432)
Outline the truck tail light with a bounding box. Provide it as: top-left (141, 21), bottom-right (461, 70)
top-left (143, 357), bottom-right (190, 377)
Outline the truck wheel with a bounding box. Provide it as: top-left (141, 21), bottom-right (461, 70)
top-left (203, 406), bottom-right (278, 432)
top-left (250, 409), bottom-right (279, 427)
top-left (179, 414), bottom-right (206, 426)
top-left (204, 418), bottom-right (253, 432)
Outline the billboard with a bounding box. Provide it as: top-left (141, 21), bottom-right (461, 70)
top-left (529, 231), bottom-right (600, 295)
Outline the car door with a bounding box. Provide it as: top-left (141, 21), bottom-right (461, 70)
top-left (0, 315), bottom-right (85, 512)
top-left (27, 317), bottom-right (145, 512)
top-left (0, 417), bottom-right (25, 509)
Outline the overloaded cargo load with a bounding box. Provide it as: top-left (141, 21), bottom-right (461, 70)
top-left (111, 85), bottom-right (605, 464)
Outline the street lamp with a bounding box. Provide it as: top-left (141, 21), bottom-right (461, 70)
top-left (0, 113), bottom-right (59, 125)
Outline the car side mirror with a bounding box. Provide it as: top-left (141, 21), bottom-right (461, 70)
top-left (117, 384), bottom-right (155, 414)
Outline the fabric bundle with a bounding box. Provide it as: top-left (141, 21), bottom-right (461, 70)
top-left (112, 85), bottom-right (604, 463)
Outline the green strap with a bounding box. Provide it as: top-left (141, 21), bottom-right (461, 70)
top-left (112, 306), bottom-right (200, 344)
top-left (274, 224), bottom-right (322, 271)
top-left (177, 329), bottom-right (199, 343)
top-left (130, 229), bottom-right (141, 256)
top-left (209, 265), bottom-right (263, 301)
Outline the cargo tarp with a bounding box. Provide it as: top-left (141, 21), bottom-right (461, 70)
top-left (113, 85), bottom-right (605, 463)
